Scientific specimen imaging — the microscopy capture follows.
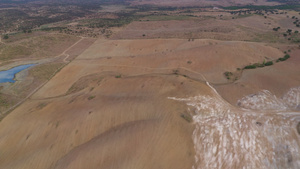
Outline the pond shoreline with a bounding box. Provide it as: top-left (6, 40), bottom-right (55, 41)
top-left (0, 64), bottom-right (36, 83)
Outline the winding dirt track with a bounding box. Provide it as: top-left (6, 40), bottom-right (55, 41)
top-left (1, 36), bottom-right (86, 117)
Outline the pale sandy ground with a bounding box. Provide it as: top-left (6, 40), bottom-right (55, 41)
top-left (0, 38), bottom-right (299, 169)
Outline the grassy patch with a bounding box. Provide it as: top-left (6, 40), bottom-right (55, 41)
top-left (0, 45), bottom-right (32, 60)
top-left (0, 94), bottom-right (10, 109)
top-left (1, 34), bottom-right (79, 61)
top-left (37, 102), bottom-right (47, 110)
top-left (88, 96), bottom-right (96, 100)
top-left (29, 63), bottom-right (65, 81)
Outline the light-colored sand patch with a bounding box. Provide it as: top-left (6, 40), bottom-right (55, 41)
top-left (170, 86), bottom-right (300, 169)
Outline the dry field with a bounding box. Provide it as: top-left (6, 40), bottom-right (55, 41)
top-left (112, 10), bottom-right (300, 43)
top-left (0, 4), bottom-right (299, 169)
top-left (0, 36), bottom-right (299, 168)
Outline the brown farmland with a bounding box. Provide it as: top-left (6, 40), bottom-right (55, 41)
top-left (0, 2), bottom-right (299, 169)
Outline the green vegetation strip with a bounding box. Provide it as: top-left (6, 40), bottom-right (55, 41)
top-left (243, 54), bottom-right (290, 70)
top-left (244, 61), bottom-right (274, 69)
top-left (276, 54), bottom-right (290, 62)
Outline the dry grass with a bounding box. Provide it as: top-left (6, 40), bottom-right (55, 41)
top-left (29, 63), bottom-right (66, 81)
top-left (0, 33), bottom-right (80, 61)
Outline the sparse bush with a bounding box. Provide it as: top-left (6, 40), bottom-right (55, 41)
top-left (115, 75), bottom-right (121, 78)
top-left (257, 63), bottom-right (265, 67)
top-left (224, 71), bottom-right (233, 76)
top-left (88, 96), bottom-right (95, 100)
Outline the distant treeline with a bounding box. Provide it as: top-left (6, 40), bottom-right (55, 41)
top-left (0, 0), bottom-right (129, 5)
top-left (267, 0), bottom-right (299, 4)
top-left (223, 5), bottom-right (300, 10)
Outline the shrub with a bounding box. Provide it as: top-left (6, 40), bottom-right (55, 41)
top-left (224, 71), bottom-right (233, 76)
top-left (3, 34), bottom-right (9, 39)
top-left (264, 61), bottom-right (273, 66)
top-left (284, 54), bottom-right (290, 59)
top-left (115, 75), bottom-right (121, 78)
top-left (244, 65), bottom-right (257, 69)
top-left (277, 54), bottom-right (290, 62)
